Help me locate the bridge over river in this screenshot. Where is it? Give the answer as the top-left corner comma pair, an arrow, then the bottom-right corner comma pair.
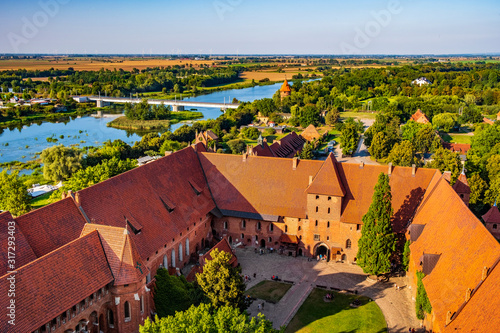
82,95 -> 240,111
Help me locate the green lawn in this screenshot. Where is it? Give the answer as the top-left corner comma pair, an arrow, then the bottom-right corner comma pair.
285,289 -> 387,333
340,111 -> 377,119
30,192 -> 56,210
246,280 -> 292,304
440,132 -> 472,145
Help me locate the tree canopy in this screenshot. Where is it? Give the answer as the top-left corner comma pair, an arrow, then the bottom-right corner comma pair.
41,145 -> 83,182
340,123 -> 359,156
357,173 -> 396,276
0,170 -> 31,216
140,303 -> 282,333
196,249 -> 246,311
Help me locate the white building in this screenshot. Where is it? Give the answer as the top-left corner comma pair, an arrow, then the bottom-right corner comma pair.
411,77 -> 432,86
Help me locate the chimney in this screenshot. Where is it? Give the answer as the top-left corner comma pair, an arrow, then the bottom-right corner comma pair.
388,162 -> 393,176
242,153 -> 247,162
309,175 -> 313,185
165,151 -> 173,156
292,157 -> 298,170
465,288 -> 472,302
446,311 -> 453,325
482,266 -> 489,280
359,161 -> 364,169
412,164 -> 416,176
248,145 -> 253,155
75,192 -> 81,207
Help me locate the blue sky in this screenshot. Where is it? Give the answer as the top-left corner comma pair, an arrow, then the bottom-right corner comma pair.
1,0 -> 499,54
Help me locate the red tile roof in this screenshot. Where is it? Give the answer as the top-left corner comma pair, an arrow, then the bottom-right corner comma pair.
410,109 -> 430,123
280,79 -> 291,92
269,132 -> 305,158
81,224 -> 149,285
200,153 -> 437,230
202,238 -> 237,267
200,153 -> 324,219
0,231 -> 113,333
14,197 -> 87,258
0,212 -> 36,276
443,142 -> 470,154
483,204 -> 500,224
77,146 -> 216,261
452,172 -> 470,194
279,234 -> 299,244
445,256 -> 500,332
306,153 -> 346,197
410,180 -> 500,332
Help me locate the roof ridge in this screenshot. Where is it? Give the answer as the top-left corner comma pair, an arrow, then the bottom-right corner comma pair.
0,230 -> 100,278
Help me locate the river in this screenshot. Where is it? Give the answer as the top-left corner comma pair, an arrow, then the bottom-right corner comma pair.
0,82 -> 285,164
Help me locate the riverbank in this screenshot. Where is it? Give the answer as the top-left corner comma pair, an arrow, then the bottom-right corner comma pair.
107,111 -> 203,130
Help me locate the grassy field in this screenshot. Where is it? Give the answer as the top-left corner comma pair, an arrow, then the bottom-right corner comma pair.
285,289 -> 387,333
0,57 -> 216,71
30,192 -> 56,210
340,111 -> 377,119
246,280 -> 292,303
440,132 -> 473,144
107,111 -> 202,130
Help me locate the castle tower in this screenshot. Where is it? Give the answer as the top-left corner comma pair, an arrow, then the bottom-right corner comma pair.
452,168 -> 470,206
280,78 -> 291,100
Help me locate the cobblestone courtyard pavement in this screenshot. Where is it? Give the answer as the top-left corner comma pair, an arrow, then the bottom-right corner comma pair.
236,248 -> 423,333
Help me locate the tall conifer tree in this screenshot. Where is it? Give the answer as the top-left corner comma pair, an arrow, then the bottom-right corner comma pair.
357,173 -> 396,275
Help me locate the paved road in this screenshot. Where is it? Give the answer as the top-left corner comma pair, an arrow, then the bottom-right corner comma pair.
237,248 -> 423,332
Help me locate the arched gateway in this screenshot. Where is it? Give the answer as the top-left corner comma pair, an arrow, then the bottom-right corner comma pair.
314,243 -> 330,261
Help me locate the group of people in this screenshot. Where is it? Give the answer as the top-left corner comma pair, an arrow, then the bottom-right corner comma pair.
316,254 -> 327,261
325,293 -> 333,300
271,275 -> 279,281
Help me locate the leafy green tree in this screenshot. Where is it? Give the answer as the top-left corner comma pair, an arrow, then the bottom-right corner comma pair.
369,132 -> 391,160
160,140 -> 185,155
485,176 -> 500,206
357,173 -> 396,276
387,140 -> 416,167
469,173 -> 487,205
242,127 -> 261,140
154,268 -> 202,318
401,121 -> 424,142
325,107 -> 340,125
432,113 -> 458,132
486,155 -> 500,181
41,145 -> 83,181
140,303 -> 282,333
227,139 -> 247,155
196,249 -> 246,311
415,124 -> 436,153
402,240 -> 411,272
300,142 -> 314,160
0,170 -> 31,216
425,148 -> 462,184
340,123 -> 359,156
415,271 -> 432,320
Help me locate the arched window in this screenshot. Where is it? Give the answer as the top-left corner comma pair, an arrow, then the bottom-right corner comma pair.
315,220 -> 318,226
146,272 -> 151,284
140,295 -> 144,313
241,233 -> 244,239
242,220 -> 246,228
257,222 -> 261,230
108,309 -> 115,328
163,254 -> 168,268
327,221 -> 330,228
316,206 -> 318,212
269,223 -> 274,231
328,207 -> 331,214
298,226 -> 301,231
346,239 -> 352,249
179,243 -> 183,262
171,249 -> 176,267
268,237 -> 272,242
494,224 -> 498,230
186,238 -> 190,256
223,221 -> 228,229
285,225 -> 288,233
124,301 -> 131,322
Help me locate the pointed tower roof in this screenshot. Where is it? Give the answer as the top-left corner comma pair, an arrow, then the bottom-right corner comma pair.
452,170 -> 470,194
80,224 -> 149,285
306,153 -> 346,197
483,202 -> 500,224
280,78 -> 291,92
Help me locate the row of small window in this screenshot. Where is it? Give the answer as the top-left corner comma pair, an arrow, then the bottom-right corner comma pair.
313,235 -> 352,248
315,206 -> 333,214
315,195 -> 333,201
223,220 -> 274,232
